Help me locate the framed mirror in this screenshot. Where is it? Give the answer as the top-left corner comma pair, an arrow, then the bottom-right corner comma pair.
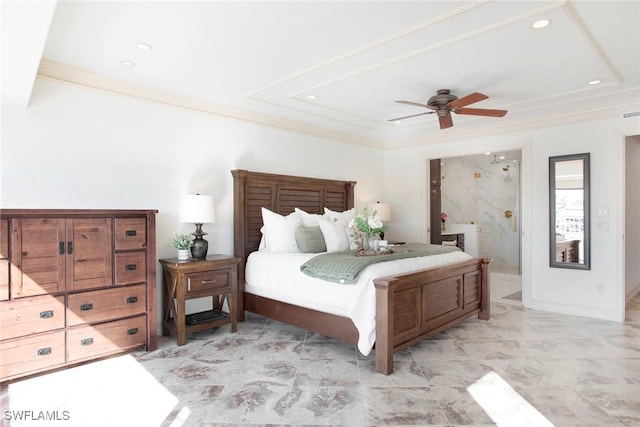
549,153 -> 590,269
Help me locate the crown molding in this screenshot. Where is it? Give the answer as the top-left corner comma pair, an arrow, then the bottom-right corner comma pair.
37,59 -> 388,149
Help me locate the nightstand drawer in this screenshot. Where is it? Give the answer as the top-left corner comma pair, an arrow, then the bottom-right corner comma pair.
186,270 -> 230,294
0,295 -> 65,340
115,251 -> 146,285
67,315 -> 147,362
0,331 -> 66,380
67,284 -> 147,326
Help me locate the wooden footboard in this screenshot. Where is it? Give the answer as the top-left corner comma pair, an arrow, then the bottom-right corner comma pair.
374,257 -> 490,374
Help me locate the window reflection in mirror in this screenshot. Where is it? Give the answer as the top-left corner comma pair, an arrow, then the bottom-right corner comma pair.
549,153 -> 590,269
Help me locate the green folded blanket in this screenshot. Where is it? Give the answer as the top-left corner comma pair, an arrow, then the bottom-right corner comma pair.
300,243 -> 460,284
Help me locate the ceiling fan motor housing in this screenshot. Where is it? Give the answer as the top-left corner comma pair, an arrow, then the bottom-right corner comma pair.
427,89 -> 458,110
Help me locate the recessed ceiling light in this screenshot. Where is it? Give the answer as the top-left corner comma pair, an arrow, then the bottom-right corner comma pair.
588,79 -> 602,85
136,42 -> 152,51
531,19 -> 551,29
393,121 -> 401,124
485,152 -> 491,155
120,60 -> 136,67
306,95 -> 317,100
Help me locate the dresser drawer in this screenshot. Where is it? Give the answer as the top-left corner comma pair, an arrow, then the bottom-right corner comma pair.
114,252 -> 146,285
0,295 -> 65,340
67,315 -> 147,362
186,269 -> 230,295
114,218 -> 146,250
67,284 -> 147,326
0,331 -> 65,380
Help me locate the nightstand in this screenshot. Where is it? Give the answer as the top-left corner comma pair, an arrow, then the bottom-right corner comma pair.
159,255 -> 240,345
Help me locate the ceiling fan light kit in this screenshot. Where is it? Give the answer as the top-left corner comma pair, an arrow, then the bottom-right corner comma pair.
389,89 -> 508,129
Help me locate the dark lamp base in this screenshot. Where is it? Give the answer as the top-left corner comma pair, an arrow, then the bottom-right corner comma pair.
190,223 -> 209,260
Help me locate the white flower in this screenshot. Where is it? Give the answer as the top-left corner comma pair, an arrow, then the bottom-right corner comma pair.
368,216 -> 383,229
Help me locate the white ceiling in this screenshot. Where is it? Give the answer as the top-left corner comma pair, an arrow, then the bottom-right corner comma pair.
18,1 -> 640,148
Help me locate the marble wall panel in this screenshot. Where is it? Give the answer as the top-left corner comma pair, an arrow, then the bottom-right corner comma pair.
441,152 -> 521,271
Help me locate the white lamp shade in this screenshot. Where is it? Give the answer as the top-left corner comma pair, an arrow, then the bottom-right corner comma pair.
179,194 -> 216,223
368,202 -> 391,221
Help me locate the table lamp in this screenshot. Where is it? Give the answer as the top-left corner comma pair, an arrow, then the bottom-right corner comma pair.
179,194 -> 216,260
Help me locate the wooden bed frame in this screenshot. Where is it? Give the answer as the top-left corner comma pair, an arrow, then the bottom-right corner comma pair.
232,169 -> 490,374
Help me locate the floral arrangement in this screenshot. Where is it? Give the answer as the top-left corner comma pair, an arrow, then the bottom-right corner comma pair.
171,234 -> 194,250
440,212 -> 448,224
349,206 -> 388,250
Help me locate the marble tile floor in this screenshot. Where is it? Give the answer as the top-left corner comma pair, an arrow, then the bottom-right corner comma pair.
2,295 -> 640,427
490,272 -> 522,307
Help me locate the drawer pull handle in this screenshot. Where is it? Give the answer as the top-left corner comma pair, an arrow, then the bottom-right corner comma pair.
59,241 -> 65,255
80,303 -> 93,311
125,230 -> 137,237
126,296 -> 138,304
201,279 -> 217,284
37,347 -> 52,356
67,241 -> 73,255
127,328 -> 139,336
81,338 -> 94,346
125,264 -> 137,271
39,310 -> 54,319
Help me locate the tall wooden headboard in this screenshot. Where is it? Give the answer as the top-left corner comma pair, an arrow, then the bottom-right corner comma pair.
231,169 -> 356,289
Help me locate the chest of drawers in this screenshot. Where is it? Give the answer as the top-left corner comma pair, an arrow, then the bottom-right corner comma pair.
0,209 -> 157,382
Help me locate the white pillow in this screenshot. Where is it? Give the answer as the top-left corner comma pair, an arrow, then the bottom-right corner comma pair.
295,207 -> 324,226
260,207 -> 301,253
318,218 -> 350,252
258,227 -> 267,251
324,207 -> 355,222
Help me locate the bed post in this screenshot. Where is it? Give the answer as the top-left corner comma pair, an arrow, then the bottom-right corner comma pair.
479,258 -> 491,320
374,277 -> 395,375
231,169 -> 248,322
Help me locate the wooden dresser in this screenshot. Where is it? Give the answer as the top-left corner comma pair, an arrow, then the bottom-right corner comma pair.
0,209 -> 157,382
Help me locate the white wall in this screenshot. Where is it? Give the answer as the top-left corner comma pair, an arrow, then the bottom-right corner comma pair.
1,78 -> 386,322
385,117 -> 638,322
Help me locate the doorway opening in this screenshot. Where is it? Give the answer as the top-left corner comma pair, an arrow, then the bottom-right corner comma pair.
625,134 -> 640,318
435,150 -> 522,305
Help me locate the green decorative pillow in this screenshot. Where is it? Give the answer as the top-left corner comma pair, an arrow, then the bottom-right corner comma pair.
295,226 -> 327,253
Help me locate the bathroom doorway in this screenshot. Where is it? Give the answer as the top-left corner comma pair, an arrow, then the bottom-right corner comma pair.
439,150 -> 522,304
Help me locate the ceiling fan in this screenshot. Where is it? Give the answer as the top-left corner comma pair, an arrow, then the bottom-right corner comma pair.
388,89 -> 508,129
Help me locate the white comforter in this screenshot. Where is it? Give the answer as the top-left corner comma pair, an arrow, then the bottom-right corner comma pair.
245,249 -> 473,355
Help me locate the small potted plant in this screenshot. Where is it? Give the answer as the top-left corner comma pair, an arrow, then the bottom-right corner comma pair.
171,234 -> 193,260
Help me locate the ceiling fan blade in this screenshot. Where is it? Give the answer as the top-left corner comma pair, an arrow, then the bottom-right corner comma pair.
395,100 -> 428,108
455,107 -> 508,117
387,112 -> 433,122
447,92 -> 488,108
438,114 -> 453,129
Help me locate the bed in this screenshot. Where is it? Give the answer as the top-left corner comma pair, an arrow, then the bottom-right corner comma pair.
232,169 -> 490,374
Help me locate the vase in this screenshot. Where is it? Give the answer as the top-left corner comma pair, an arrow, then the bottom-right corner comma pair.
364,234 -> 374,251
441,221 -> 446,232
177,249 -> 190,261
